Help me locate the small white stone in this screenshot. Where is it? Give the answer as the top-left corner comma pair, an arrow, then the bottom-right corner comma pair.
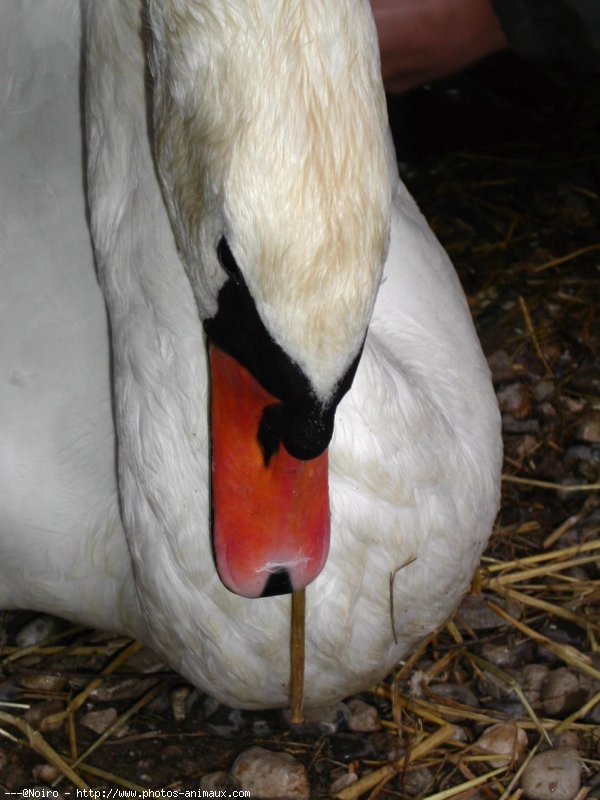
16,615 -> 63,648
533,380 -> 555,402
481,642 -> 514,668
497,382 -> 531,418
451,726 -> 468,743
231,746 -> 309,800
521,747 -> 581,800
476,723 -> 528,768
408,669 -> 429,697
32,763 -> 61,784
346,698 -> 381,732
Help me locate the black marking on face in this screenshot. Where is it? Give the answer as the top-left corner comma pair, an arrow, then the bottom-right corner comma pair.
261,569 -> 294,597
216,236 -> 242,284
204,236 -> 363,460
258,404 -> 282,467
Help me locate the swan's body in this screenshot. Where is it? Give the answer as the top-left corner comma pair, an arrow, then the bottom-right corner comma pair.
0,0 -> 501,707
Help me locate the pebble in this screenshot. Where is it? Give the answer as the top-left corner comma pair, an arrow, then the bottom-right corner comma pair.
520,664 -> 550,706
403,766 -> 436,796
564,444 -> 596,466
15,615 -> 63,648
23,699 -> 64,732
476,722 -> 527,768
536,623 -> 588,665
563,444 -> 600,482
408,669 -> 429,697
497,383 -> 531,419
231,747 -> 309,800
541,668 -> 589,717
576,409 -> 600,443
556,478 -> 589,502
502,415 -> 539,435
521,747 -> 581,800
200,771 -> 242,792
553,731 -> 580,751
538,402 -> 556,418
17,673 -> 68,693
533,380 -> 555,402
481,642 -> 514,668
429,682 -> 479,709
346,698 -> 381,732
477,669 -> 519,703
386,741 -> 405,761
481,639 -> 534,669
146,690 -> 174,717
516,434 -> 538,459
457,594 -> 520,631
32,764 -> 61,784
80,707 -> 118,734
170,685 -> 193,723
562,397 -> 586,415
451,726 -> 468,742
487,350 -> 516,384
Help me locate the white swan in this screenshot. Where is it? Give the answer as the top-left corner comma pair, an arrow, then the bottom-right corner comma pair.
0,0 -> 502,708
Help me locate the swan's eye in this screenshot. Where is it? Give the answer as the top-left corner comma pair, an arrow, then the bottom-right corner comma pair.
217,237 -> 241,284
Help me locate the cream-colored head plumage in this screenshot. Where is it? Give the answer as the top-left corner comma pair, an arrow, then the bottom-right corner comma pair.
149,0 -> 391,399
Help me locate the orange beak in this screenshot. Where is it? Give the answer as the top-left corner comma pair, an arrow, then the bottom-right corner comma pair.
208,343 -> 330,598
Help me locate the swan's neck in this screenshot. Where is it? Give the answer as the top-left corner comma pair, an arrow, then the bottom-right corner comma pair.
84,1 -> 212,637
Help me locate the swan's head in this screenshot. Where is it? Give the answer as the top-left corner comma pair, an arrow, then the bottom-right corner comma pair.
148,0 -> 391,597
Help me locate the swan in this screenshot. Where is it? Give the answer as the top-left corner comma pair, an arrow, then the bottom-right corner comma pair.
0,0 -> 502,709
